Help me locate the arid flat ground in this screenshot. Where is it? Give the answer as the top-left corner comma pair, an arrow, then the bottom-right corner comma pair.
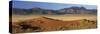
12,14 -> 97,22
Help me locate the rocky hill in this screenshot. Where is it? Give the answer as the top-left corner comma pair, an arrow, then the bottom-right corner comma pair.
12,7 -> 97,15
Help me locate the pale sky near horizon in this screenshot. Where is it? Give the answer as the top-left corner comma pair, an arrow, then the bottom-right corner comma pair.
12,1 -> 97,10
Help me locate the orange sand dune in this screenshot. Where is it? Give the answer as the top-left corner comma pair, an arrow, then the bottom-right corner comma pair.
11,16 -> 97,33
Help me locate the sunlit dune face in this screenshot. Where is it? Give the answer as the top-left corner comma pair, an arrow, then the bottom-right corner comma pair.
11,14 -> 97,33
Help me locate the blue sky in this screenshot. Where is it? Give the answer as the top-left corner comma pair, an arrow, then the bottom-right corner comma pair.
12,1 -> 97,10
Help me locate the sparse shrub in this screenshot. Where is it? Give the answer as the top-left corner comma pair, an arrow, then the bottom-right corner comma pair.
12,21 -> 42,33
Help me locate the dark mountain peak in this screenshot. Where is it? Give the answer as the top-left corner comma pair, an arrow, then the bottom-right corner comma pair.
69,6 -> 86,10
69,7 -> 80,9
31,7 -> 42,10
60,6 -> 86,10
12,6 -> 96,15
80,7 -> 86,10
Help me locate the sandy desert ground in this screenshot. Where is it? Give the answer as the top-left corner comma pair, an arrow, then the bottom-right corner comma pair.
12,14 -> 97,22
11,14 -> 97,33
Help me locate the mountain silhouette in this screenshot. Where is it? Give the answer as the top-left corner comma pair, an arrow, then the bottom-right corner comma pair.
12,6 -> 97,15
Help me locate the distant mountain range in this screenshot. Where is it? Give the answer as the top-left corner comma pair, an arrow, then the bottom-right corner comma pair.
12,7 -> 97,15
